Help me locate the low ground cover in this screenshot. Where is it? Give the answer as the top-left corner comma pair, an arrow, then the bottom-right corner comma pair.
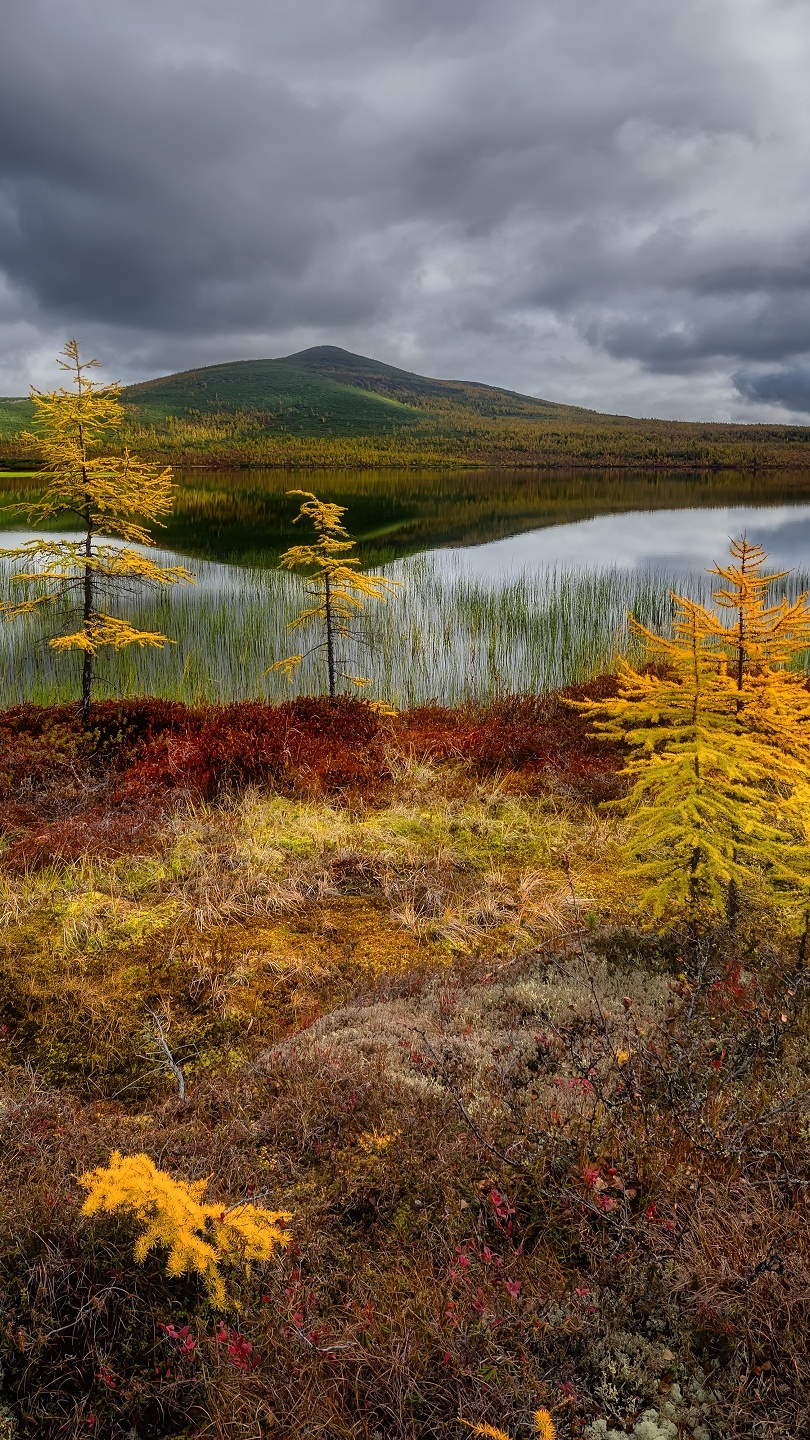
1,692 -> 809,1438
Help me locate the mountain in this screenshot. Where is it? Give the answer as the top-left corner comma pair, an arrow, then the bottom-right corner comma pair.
3,345 -> 810,469
121,345 -> 571,437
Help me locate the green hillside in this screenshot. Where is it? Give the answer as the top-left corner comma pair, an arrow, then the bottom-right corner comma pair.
121,345 -> 577,438
123,349 -> 427,436
3,345 -> 810,469
0,396 -> 34,437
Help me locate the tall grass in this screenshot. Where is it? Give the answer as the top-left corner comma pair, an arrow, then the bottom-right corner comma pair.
2,545 -> 809,708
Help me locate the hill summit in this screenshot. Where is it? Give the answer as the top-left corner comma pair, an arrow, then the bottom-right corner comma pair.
122,345 -> 571,438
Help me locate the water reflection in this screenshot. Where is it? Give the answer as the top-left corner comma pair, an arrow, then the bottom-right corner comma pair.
3,465 -> 810,567
7,500 -> 810,586
423,503 -> 810,582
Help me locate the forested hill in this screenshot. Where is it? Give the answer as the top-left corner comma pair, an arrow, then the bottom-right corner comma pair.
3,344 -> 810,470
121,346 -> 577,431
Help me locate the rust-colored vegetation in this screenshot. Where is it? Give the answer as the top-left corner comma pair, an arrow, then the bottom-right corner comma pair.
0,686 -> 620,865
2,685 -> 810,1439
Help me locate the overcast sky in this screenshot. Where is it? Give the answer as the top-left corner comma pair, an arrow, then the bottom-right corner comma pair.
2,0 -> 810,420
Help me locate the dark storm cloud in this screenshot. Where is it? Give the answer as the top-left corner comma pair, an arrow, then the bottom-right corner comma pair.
1,0 -> 810,417
733,365 -> 810,414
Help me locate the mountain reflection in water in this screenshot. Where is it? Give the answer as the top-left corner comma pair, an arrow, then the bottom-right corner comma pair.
420,503 -> 810,583
3,465 -> 810,568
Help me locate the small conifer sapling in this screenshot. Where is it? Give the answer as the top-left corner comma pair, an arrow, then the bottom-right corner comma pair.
79,1151 -> 291,1309
269,489 -> 400,700
0,341 -> 193,723
458,1408 -> 556,1440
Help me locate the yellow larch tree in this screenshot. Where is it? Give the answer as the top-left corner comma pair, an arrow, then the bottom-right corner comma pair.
0,341 -> 193,723
708,535 -> 810,683
79,1151 -> 291,1309
704,535 -> 810,779
577,539 -> 810,922
269,489 -> 399,700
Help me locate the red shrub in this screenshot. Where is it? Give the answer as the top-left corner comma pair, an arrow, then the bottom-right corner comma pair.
116,696 -> 386,801
3,807 -> 161,871
0,687 -> 625,864
395,680 -> 623,798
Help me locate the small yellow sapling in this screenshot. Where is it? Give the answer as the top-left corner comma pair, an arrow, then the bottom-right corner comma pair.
269,489 -> 399,700
576,536 -> 810,921
79,1150 -> 291,1308
0,341 -> 193,722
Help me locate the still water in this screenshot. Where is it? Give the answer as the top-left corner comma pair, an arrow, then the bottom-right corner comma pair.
425,503 -> 810,582
4,465 -> 810,568
2,468 -> 810,704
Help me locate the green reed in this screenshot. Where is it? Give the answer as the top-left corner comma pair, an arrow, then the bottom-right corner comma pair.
2,547 -> 808,708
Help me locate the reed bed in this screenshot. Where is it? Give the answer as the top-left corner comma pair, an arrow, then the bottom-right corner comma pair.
2,544 -> 808,707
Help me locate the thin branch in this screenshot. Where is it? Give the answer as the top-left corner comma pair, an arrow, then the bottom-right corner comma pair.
415,1030 -> 529,1174
148,1011 -> 185,1100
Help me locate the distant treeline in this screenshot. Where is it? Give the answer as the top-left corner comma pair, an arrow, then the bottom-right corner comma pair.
4,404 -> 810,470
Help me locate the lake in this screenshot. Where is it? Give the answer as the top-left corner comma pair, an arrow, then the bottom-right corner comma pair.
2,466 -> 810,706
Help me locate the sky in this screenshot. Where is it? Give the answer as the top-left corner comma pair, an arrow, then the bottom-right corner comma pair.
2,0 -> 810,420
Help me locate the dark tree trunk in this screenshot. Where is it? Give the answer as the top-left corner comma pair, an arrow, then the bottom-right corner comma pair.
726,875 -> 739,929
799,911 -> 809,968
324,571 -> 336,700
81,498 -> 93,727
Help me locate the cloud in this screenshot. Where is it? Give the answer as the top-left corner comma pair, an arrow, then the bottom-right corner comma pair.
1,0 -> 810,419
733,365 -> 810,414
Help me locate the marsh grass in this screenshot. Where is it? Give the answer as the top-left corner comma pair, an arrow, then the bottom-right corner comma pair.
0,546 -> 757,707
0,757 -> 604,1095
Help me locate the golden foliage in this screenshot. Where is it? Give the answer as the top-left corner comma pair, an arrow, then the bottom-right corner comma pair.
79,1150 -> 291,1308
16,341 -> 179,545
457,1409 -> 555,1440
708,536 -> 810,674
356,1127 -> 400,1154
269,489 -> 400,698
0,341 -> 193,711
577,536 -> 810,919
49,616 -> 175,655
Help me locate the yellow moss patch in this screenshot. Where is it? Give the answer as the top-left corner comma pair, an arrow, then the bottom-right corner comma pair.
0,756 -> 631,1089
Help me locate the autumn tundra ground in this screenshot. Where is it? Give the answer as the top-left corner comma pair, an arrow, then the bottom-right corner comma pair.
0,691 -> 808,1440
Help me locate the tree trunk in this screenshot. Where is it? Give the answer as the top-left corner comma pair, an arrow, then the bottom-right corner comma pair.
81,498 -> 93,727
324,571 -> 336,700
726,874 -> 739,929
76,398 -> 95,727
799,911 -> 809,968
737,608 -> 745,692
